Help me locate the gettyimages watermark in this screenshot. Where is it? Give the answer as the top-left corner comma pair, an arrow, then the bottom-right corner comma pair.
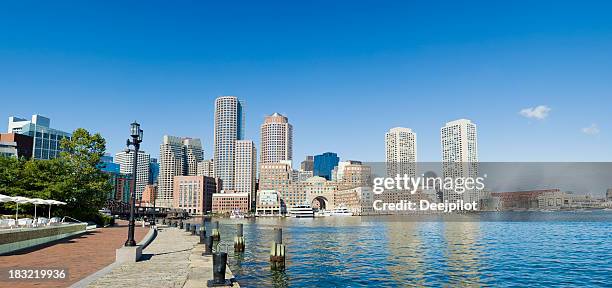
354,162 -> 612,219
372,174 -> 485,212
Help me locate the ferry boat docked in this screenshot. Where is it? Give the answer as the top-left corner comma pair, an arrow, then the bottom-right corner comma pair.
330,204 -> 353,216
287,205 -> 315,218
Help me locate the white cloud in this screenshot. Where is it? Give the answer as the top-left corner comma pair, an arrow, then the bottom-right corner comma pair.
581,123 -> 600,135
519,105 -> 551,120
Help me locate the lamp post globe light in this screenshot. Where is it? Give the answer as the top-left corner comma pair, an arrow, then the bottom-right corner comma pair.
125,121 -> 143,247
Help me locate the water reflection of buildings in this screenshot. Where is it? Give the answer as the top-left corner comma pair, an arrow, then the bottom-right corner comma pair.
444,222 -> 482,287
384,221 -> 426,285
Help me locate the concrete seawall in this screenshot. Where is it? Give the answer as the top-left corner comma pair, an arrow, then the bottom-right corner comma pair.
0,223 -> 87,255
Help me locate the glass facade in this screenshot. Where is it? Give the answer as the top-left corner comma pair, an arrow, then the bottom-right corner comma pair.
11,120 -> 70,160
313,152 -> 340,180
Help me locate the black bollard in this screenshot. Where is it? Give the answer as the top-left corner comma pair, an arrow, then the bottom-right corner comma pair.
207,252 -> 230,287
234,223 -> 245,252
202,235 -> 213,256
191,224 -> 197,235
179,220 -> 184,229
185,222 -> 191,232
211,221 -> 220,241
199,225 -> 206,244
270,228 -> 286,270
162,218 -> 166,225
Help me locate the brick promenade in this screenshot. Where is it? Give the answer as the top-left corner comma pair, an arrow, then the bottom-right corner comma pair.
0,220 -> 147,288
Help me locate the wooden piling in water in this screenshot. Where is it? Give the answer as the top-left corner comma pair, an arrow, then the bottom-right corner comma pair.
269,228 -> 286,269
234,223 -> 245,252
212,221 -> 220,241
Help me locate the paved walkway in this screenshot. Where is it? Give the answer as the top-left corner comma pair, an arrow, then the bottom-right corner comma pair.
85,226 -> 239,288
0,220 -> 148,288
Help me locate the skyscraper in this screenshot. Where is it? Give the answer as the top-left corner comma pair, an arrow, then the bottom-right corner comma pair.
313,152 -> 339,180
300,155 -> 314,172
115,150 -> 151,199
441,119 -> 479,202
260,112 -> 292,164
158,135 -> 204,207
8,114 -> 71,160
235,140 -> 257,210
183,138 -> 203,176
158,135 -> 185,207
214,96 -> 244,190
385,127 -> 417,178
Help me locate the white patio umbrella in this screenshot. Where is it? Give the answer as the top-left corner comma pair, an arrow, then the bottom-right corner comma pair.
47,200 -> 67,218
11,196 -> 33,221
30,198 -> 50,219
0,194 -> 14,203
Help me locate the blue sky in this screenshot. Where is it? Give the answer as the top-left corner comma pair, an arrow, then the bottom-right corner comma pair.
1,1 -> 611,162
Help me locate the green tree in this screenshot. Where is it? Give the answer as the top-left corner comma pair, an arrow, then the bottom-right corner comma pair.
57,128 -> 111,220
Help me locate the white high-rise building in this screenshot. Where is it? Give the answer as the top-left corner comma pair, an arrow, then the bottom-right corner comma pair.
183,138 -> 203,176
197,159 -> 215,177
260,113 -> 292,164
214,96 -> 244,191
157,135 -> 204,207
235,140 -> 257,210
385,127 -> 417,178
441,119 -> 479,203
158,135 -> 185,207
115,150 -> 151,199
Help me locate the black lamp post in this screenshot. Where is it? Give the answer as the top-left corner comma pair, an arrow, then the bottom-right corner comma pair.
125,121 -> 143,247
150,185 -> 157,226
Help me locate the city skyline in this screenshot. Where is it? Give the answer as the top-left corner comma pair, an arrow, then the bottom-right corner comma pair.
1,2 -> 611,162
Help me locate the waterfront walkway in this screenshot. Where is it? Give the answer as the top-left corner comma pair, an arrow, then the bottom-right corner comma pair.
83,225 -> 239,288
0,220 -> 148,288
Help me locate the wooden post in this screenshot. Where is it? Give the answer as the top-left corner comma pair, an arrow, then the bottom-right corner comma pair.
199,225 -> 206,244
234,223 -> 245,252
212,221 -> 220,241
269,228 -> 285,269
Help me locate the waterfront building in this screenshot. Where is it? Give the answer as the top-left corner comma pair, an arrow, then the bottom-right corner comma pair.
441,119 -> 479,203
115,150 -> 151,199
0,133 -> 33,159
212,191 -> 250,214
490,189 -> 558,210
385,127 -> 417,178
109,173 -> 131,204
296,170 -> 313,182
197,159 -> 214,177
235,140 -> 257,210
334,187 -> 374,215
259,161 -> 293,197
7,115 -> 71,159
256,190 -> 284,216
313,152 -> 339,180
214,96 -> 245,191
607,188 -> 612,201
300,155 -> 314,172
172,175 -> 216,215
292,176 -> 339,210
260,113 -> 292,164
333,161 -> 372,190
141,184 -> 158,206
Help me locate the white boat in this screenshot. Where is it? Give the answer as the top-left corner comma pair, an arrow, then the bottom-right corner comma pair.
315,210 -> 331,217
230,209 -> 245,219
287,205 -> 315,218
330,205 -> 353,216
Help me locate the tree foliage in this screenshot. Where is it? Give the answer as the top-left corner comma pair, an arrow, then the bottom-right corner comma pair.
0,128 -> 111,221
